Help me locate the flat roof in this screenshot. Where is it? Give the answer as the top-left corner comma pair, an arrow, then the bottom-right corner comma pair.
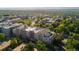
0,22 -> 22,29
25,27 -> 48,33
5,23 -> 22,28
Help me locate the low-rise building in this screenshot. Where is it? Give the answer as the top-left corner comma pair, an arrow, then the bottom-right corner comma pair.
7,18 -> 21,23
41,18 -> 53,25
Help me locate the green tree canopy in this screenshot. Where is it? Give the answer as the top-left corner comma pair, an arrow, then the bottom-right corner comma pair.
0,33 -> 5,42
36,40 -> 48,51
64,39 -> 79,51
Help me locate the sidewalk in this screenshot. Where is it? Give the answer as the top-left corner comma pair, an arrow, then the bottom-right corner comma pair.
13,43 -> 26,51
0,40 -> 11,51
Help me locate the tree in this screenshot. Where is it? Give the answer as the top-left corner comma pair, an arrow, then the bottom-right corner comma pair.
23,42 -> 34,51
67,24 -> 75,32
0,33 -> 5,42
52,21 -> 60,28
24,20 -> 32,26
54,23 -> 65,33
10,36 -> 21,49
45,24 -> 54,31
64,39 -> 79,51
36,40 -> 48,51
33,23 -> 40,27
70,33 -> 79,40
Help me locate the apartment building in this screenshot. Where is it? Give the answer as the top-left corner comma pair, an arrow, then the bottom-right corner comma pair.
20,27 -> 54,44
0,22 -> 24,39
7,18 -> 21,23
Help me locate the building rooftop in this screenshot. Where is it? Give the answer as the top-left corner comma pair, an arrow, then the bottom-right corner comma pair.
7,18 -> 21,22
3,23 -> 23,29
25,27 -> 48,33
0,22 -> 23,29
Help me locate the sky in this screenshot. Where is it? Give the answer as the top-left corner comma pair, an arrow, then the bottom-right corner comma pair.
0,0 -> 79,7
0,7 -> 79,10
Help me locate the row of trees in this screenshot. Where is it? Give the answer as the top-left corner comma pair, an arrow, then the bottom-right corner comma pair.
23,40 -> 48,51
